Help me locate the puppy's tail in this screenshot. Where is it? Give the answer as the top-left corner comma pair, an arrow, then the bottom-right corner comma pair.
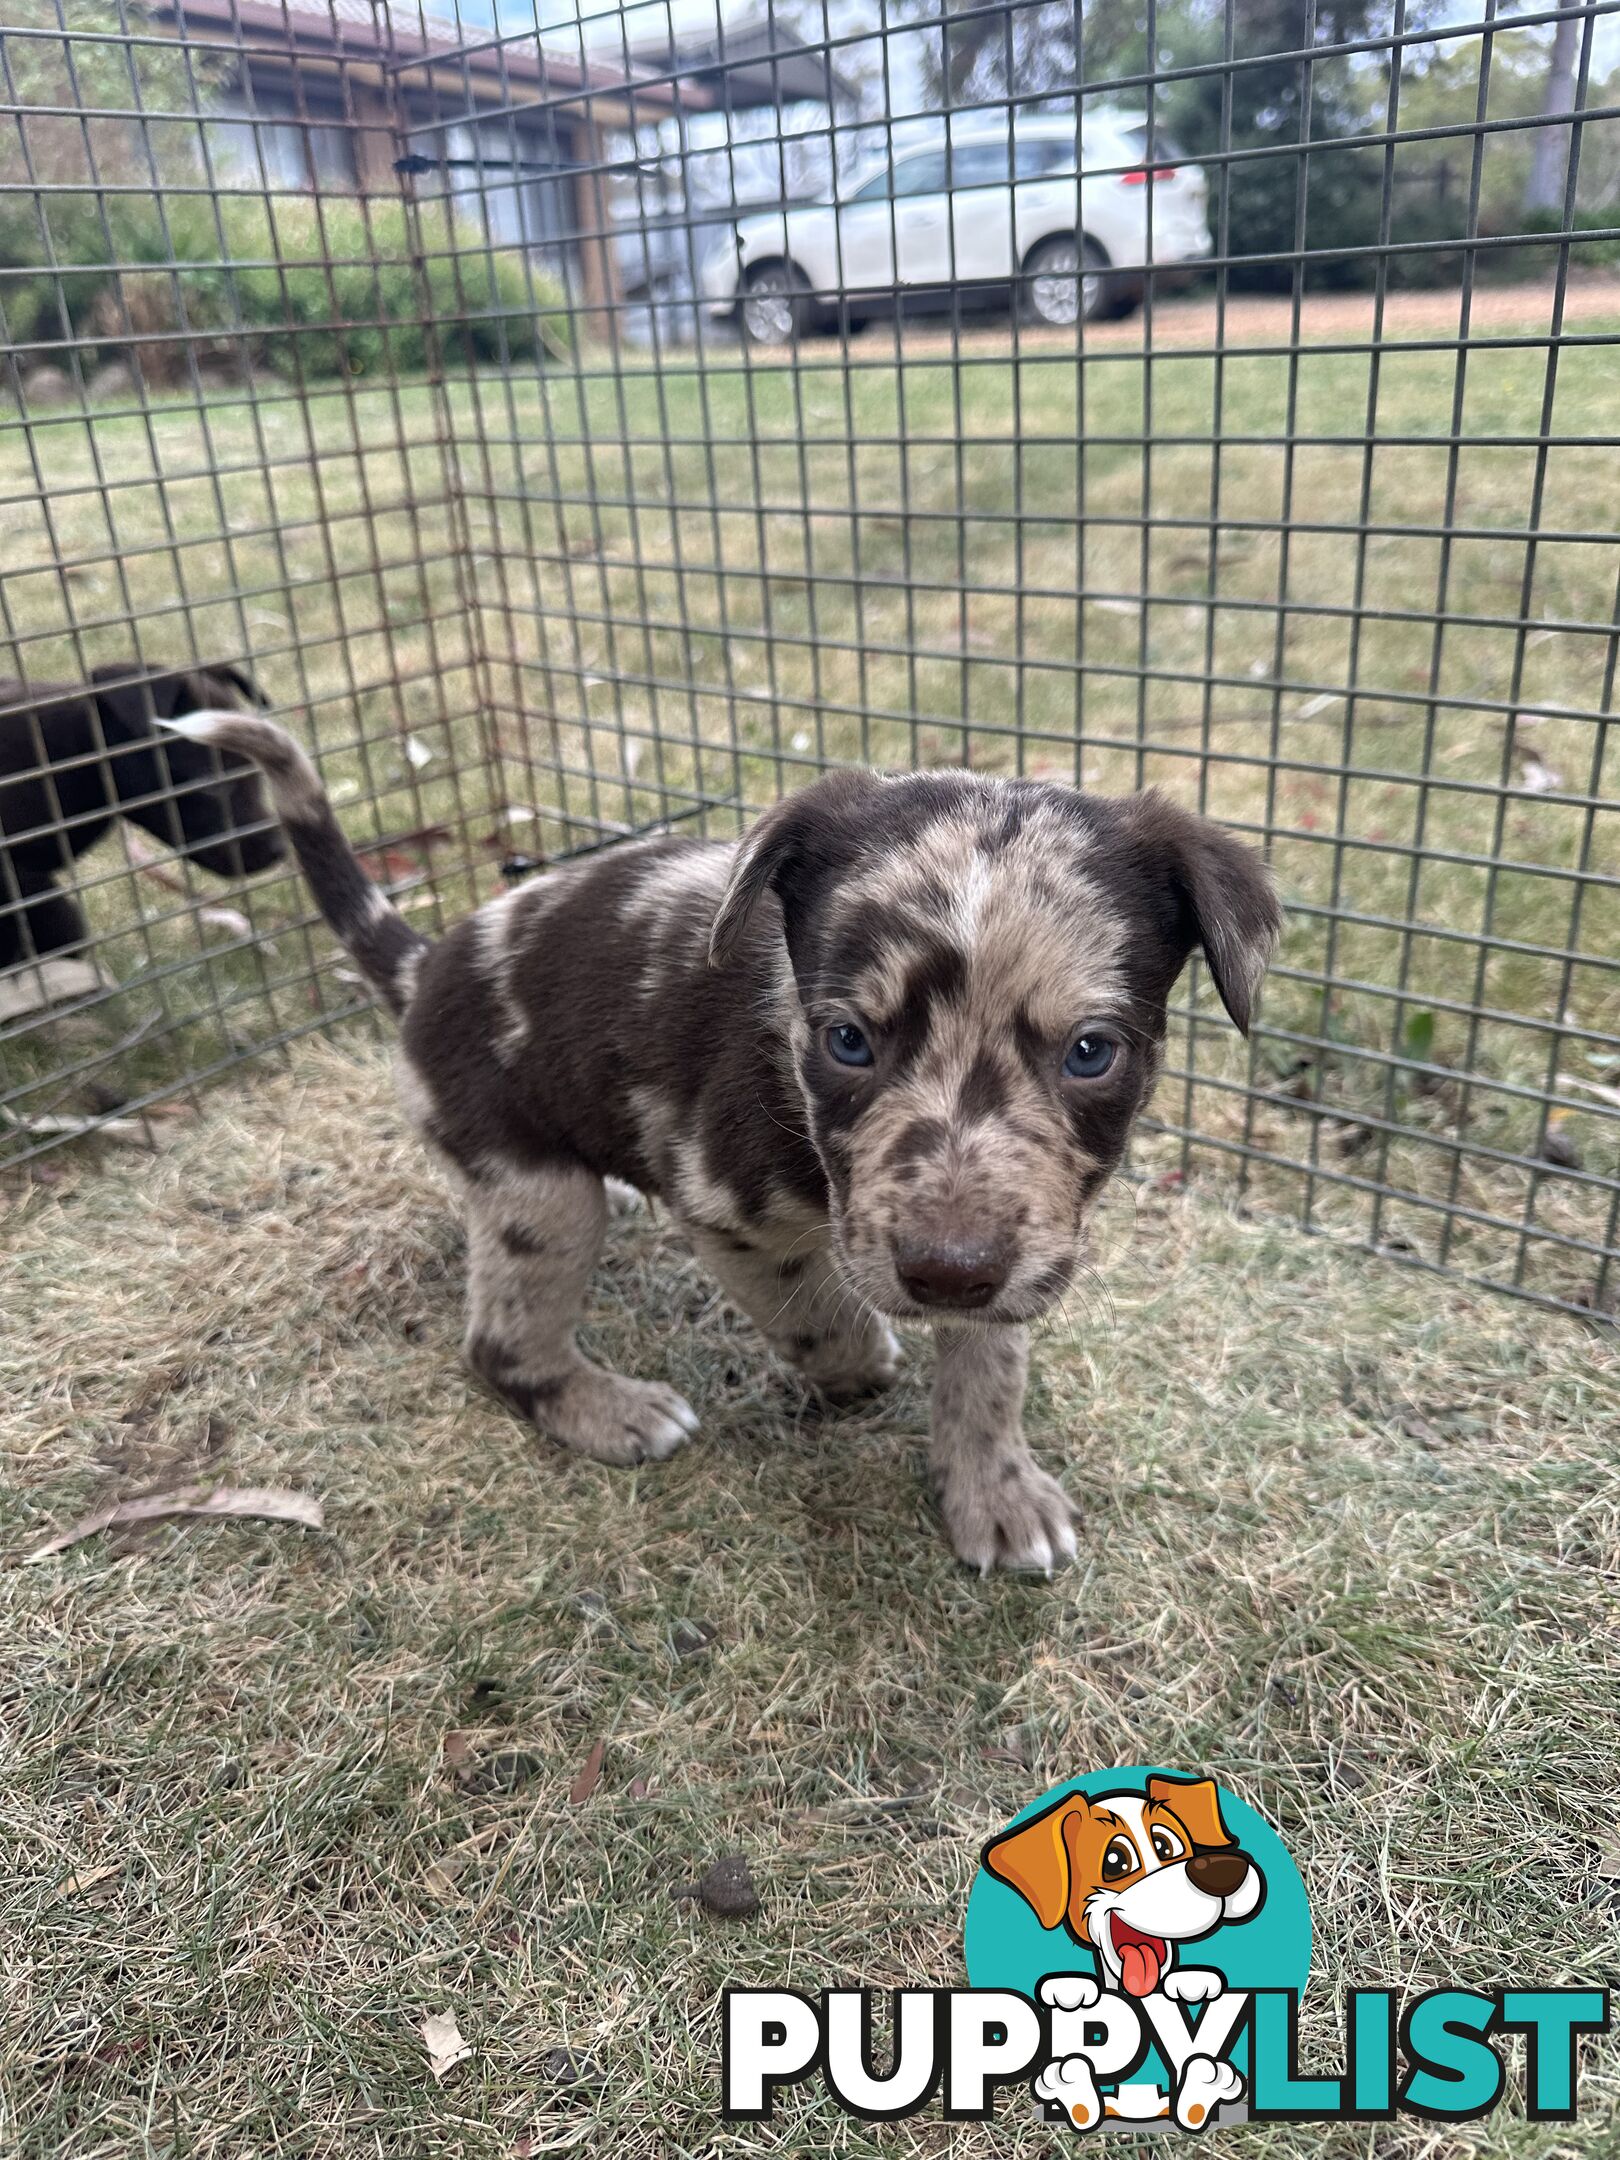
158,710 -> 429,1018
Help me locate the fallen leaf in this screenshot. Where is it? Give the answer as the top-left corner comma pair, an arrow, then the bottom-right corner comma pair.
54,1863 -> 119,1901
1296,692 -> 1343,719
422,1823 -> 507,1900
442,1729 -> 473,1770
404,734 -> 436,769
5,1111 -> 141,1142
568,1738 -> 606,1806
0,954 -> 115,1021
1517,754 -> 1564,794
24,1482 -> 322,1563
1561,1074 -> 1620,1111
122,830 -> 188,891
329,776 -> 362,803
420,2009 -> 472,2082
200,905 -> 252,938
622,734 -> 642,782
371,848 -> 425,883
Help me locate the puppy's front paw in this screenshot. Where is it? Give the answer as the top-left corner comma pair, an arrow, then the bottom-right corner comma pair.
548,1371 -> 699,1466
1034,2053 -> 1103,2132
779,1320 -> 902,1404
941,1454 -> 1078,1576
476,1350 -> 699,1467
1162,1968 -> 1224,2006
1173,2055 -> 1243,2132
1039,1974 -> 1101,2013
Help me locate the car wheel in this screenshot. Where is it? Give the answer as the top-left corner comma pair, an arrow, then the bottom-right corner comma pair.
1021,235 -> 1112,328
740,261 -> 813,349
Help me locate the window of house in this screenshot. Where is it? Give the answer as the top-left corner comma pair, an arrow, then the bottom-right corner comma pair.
206,82 -> 357,193
435,120 -> 576,256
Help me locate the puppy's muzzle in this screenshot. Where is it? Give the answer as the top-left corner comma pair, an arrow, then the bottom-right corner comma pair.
891,1236 -> 1010,1312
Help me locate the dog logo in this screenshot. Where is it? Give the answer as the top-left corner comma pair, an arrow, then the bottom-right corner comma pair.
966,1766 -> 1310,2134
724,1765 -> 1607,2129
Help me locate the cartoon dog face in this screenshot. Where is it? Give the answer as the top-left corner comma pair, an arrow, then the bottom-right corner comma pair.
983,1776 -> 1265,1997
710,771 -> 1279,1326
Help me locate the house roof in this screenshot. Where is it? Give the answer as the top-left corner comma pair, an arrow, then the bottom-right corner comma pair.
626,16 -> 860,112
155,1 -> 703,111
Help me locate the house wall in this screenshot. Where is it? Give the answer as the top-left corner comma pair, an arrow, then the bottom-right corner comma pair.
202,56 -> 621,320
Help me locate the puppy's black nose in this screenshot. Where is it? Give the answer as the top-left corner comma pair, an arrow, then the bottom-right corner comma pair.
1187,1849 -> 1250,1898
894,1240 -> 1008,1310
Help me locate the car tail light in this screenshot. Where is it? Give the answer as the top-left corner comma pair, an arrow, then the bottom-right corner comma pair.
1120,165 -> 1177,185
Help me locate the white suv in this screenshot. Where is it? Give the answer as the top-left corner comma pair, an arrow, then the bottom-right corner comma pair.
703,114 -> 1210,346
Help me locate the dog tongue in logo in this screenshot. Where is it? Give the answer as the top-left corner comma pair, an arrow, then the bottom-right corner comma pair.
1110,1916 -> 1167,1997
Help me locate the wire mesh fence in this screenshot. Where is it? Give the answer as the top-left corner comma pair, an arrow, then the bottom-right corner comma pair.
1,0 -> 1616,1321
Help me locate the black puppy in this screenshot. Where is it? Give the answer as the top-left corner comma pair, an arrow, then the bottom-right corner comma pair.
0,662 -> 284,973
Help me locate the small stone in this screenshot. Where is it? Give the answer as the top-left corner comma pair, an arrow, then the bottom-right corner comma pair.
461,1747 -> 545,1794
670,1618 -> 717,1660
539,2046 -> 602,2088
88,359 -> 138,401
1540,1127 -> 1581,1170
22,365 -> 74,409
674,1852 -> 759,1919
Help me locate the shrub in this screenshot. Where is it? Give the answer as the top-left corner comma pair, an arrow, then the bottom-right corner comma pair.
0,187 -> 570,385
1491,205 -> 1620,277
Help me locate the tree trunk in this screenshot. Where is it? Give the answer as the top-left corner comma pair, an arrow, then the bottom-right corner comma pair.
1524,7 -> 1581,216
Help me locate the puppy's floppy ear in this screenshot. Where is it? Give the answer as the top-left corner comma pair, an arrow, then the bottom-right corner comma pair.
709,766 -> 885,968
1127,790 -> 1283,1036
1147,1774 -> 1232,1852
189,662 -> 268,712
982,1793 -> 1092,1932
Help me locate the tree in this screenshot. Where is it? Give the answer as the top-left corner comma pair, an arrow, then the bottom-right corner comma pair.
1522,3 -> 1581,215
907,0 -> 1163,113
0,0 -> 211,191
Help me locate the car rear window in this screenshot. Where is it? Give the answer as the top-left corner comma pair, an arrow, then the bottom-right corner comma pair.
1114,122 -> 1189,165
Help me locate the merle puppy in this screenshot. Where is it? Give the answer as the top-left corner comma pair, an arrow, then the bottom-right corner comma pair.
165,708 -> 1280,1572
0,662 -> 283,972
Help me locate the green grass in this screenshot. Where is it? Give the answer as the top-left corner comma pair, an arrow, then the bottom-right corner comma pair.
2,1038 -> 1617,2156
2,293 -> 1617,1305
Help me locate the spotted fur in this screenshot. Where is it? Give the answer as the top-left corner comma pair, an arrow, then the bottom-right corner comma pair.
194,733 -> 1282,1570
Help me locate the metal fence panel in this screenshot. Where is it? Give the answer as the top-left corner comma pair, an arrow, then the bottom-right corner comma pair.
1,0 -> 1615,1321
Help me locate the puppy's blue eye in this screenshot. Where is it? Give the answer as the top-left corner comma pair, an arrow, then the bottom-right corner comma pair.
1064,1034 -> 1117,1080
825,1022 -> 873,1068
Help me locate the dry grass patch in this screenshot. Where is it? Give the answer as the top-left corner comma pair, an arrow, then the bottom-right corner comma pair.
3,1038 -> 1617,2156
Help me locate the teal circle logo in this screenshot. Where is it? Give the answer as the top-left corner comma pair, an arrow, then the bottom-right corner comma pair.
965,1767 -> 1310,2131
